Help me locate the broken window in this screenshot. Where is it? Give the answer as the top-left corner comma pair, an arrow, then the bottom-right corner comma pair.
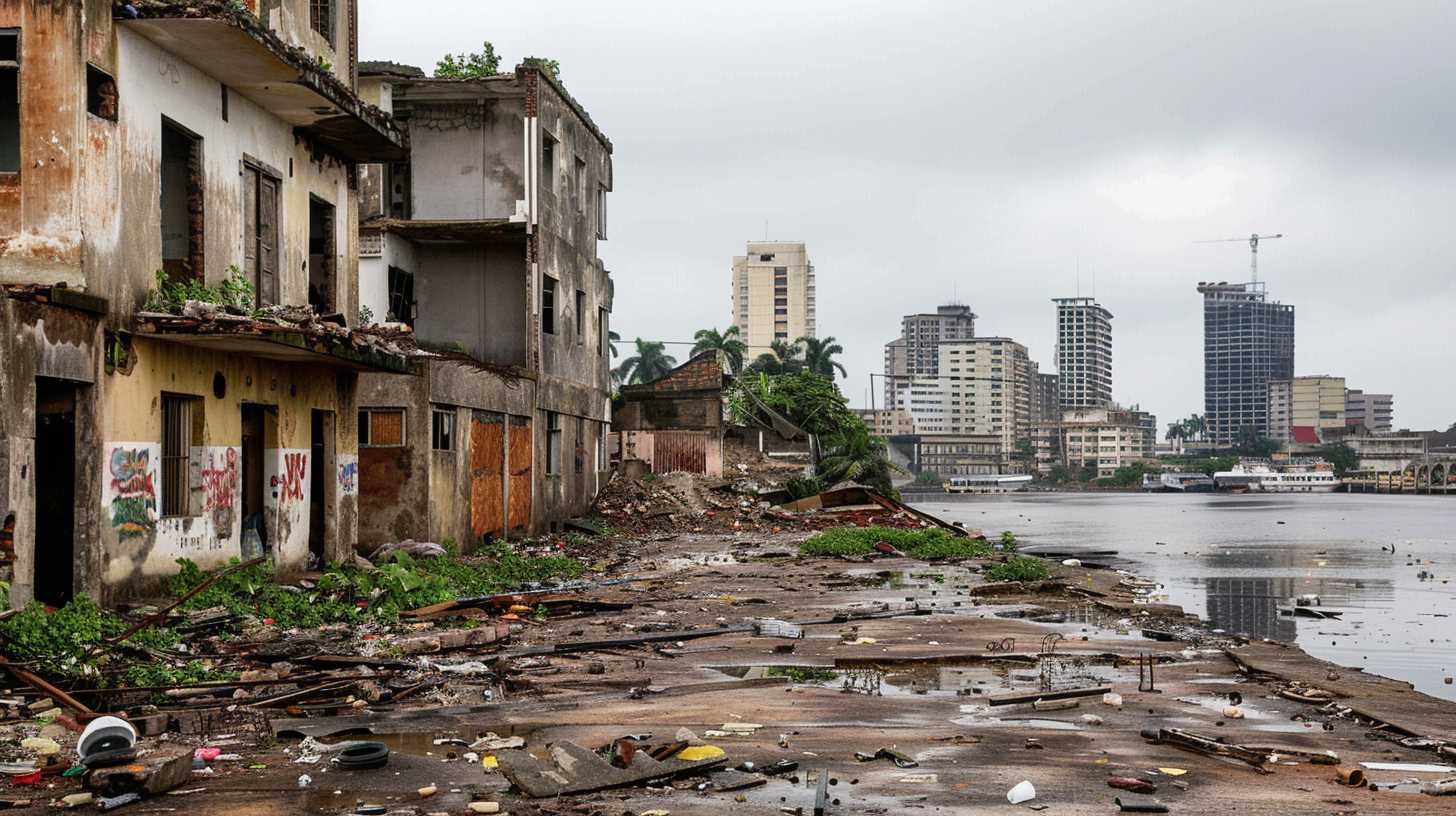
243,163 -> 280,306
86,64 -> 117,122
161,395 -> 200,517
0,30 -> 16,174
596,185 -> 607,239
387,160 -> 411,218
387,266 -> 415,325
574,289 -> 585,344
546,412 -> 562,475
541,134 -> 556,192
542,275 -> 556,335
597,307 -> 608,356
310,0 -> 334,45
308,197 -> 336,313
160,119 -> 204,284
574,416 -> 585,474
431,407 -> 455,452
573,156 -> 586,213
359,409 -> 404,447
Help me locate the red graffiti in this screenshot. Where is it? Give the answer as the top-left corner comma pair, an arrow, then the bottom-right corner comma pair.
200,448 -> 238,513
280,452 -> 307,503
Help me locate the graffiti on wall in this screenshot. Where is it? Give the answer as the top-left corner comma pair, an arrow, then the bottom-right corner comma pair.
337,457 -> 359,497
108,446 -> 157,539
199,447 -> 239,536
273,451 -> 307,503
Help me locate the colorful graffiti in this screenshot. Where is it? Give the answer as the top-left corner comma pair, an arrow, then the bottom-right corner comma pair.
109,447 -> 156,539
278,451 -> 307,503
337,460 -> 358,496
199,447 -> 238,535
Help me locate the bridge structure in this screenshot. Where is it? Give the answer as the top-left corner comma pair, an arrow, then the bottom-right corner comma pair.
1344,454 -> 1456,494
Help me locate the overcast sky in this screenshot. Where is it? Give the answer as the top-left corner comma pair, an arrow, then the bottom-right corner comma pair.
361,0 -> 1456,431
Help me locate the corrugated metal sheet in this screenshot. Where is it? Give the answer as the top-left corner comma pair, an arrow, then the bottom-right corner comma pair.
651,431 -> 707,475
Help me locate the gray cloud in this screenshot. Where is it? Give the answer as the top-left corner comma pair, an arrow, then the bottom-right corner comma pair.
362,0 -> 1456,430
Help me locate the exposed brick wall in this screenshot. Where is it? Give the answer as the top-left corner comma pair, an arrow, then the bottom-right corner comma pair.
648,354 -> 722,394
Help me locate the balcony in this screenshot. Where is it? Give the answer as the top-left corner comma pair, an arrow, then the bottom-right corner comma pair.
119,4 -> 407,162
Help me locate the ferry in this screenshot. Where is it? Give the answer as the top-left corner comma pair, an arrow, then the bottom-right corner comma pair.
1212,463 -> 1340,493
944,474 -> 1034,494
1141,472 -> 1216,492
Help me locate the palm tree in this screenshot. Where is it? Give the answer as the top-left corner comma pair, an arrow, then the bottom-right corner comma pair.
748,340 -> 803,375
1165,422 -> 1186,442
816,422 -> 896,495
798,336 -> 847,380
691,326 -> 748,374
1186,414 -> 1207,442
614,338 -> 677,385
607,330 -> 621,359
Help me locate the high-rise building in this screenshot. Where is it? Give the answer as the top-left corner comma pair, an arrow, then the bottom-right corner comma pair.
1035,372 -> 1060,425
1053,298 -> 1113,410
1198,281 -> 1295,446
881,304 -> 976,407
1345,389 -> 1394,434
731,241 -> 815,351
1267,375 -> 1345,444
1059,406 -> 1157,479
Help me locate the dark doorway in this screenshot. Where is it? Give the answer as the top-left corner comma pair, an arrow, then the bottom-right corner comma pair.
308,197 -> 336,313
160,119 -> 203,284
308,410 -> 333,567
240,404 -> 267,557
34,378 -> 76,606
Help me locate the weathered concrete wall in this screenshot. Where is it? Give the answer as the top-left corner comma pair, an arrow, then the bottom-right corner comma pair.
259,0 -> 357,89
530,73 -> 614,526
407,97 -> 525,220
0,299 -> 104,607
359,233 -> 416,323
97,337 -> 359,600
412,242 -> 528,366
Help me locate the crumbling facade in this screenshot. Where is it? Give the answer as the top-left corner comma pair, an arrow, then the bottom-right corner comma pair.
0,1 -> 407,605
354,62 -> 614,546
613,353 -> 725,477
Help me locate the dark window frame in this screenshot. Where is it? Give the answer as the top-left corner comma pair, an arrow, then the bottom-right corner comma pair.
387,265 -> 416,325
431,407 -> 455,452
546,411 -> 562,475
160,394 -> 201,518
542,275 -> 557,335
358,408 -> 406,448
574,289 -> 585,344
0,29 -> 18,175
309,0 -> 335,46
86,63 -> 117,122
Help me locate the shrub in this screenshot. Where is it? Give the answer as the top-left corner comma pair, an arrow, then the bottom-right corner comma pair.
800,527 -> 993,560
983,556 -> 1051,583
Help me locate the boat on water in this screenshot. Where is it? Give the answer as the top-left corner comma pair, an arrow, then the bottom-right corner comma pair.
944,474 -> 1034,494
1142,472 -> 1215,493
1212,463 -> 1341,493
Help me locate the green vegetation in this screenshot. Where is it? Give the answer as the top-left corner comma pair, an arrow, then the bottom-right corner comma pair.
746,340 -> 805,376
797,336 -> 847,381
1316,442 -> 1359,477
692,326 -> 748,375
1161,455 -> 1238,476
1234,426 -> 1281,458
0,596 -> 124,677
765,666 -> 837,683
999,530 -> 1018,551
912,470 -> 942,486
727,371 -> 857,439
121,660 -> 236,691
1096,462 -> 1148,488
785,475 -> 827,500
815,422 -> 898,497
170,544 -> 583,627
800,527 -> 993,560
143,266 -> 255,314
614,339 -> 678,385
435,41 -> 500,78
983,556 -> 1052,583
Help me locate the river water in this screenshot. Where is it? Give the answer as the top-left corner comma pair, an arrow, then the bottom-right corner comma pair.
910,492 -> 1456,702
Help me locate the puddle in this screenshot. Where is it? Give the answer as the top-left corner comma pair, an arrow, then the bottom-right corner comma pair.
951,712 -> 1084,730
1173,695 -> 1270,720
882,665 -> 1010,696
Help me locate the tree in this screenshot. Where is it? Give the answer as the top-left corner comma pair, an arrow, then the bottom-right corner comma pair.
1014,439 -> 1036,462
1186,414 -> 1207,442
913,470 -> 942,486
607,330 -> 621,359
1316,442 -> 1359,477
815,419 -> 897,496
523,56 -> 561,80
725,371 -> 858,440
435,41 -> 501,78
1165,422 -> 1186,442
1048,464 -> 1072,484
691,326 -> 748,375
797,336 -> 847,380
614,339 -> 677,385
1078,462 -> 1099,482
747,340 -> 803,376
1233,425 -> 1280,458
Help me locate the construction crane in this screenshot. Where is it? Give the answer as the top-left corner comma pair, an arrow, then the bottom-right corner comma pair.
1197,233 -> 1283,283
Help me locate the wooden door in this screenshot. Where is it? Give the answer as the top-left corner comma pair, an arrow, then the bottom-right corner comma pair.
507,416 -> 532,532
469,412 -> 504,539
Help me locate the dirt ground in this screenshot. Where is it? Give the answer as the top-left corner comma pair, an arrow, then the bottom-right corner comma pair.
9,528 -> 1456,814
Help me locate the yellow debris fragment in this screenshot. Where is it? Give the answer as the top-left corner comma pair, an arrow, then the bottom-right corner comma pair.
676,745 -> 726,761
1158,767 -> 1187,776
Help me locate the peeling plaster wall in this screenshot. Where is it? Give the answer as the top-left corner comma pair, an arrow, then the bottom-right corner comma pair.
114,28 -> 358,320
406,97 -> 524,221
358,235 -> 415,327
98,337 -> 358,600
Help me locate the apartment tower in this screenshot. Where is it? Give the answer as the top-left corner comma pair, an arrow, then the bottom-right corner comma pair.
1053,298 -> 1113,410
1198,281 -> 1295,446
732,241 -> 815,351
881,304 -> 976,408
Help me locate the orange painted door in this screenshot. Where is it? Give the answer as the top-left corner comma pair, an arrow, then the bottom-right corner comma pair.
507,416 -> 533,532
469,412 -> 504,539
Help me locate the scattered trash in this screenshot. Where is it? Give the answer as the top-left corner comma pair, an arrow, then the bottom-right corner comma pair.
496,740 -> 728,797
678,746 -> 727,761
336,742 -> 390,771
1335,768 -> 1365,787
418,784 -> 438,798
1007,780 -> 1036,804
1422,778 -> 1456,796
1102,692 -> 1124,708
1116,794 -> 1169,813
1108,776 -> 1157,794
1358,762 -> 1454,773
854,747 -> 918,768
297,774 -> 312,788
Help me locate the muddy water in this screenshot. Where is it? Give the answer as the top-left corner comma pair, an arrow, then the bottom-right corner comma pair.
913,492 -> 1456,702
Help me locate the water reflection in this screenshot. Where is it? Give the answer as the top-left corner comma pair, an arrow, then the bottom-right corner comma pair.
1204,576 -> 1296,641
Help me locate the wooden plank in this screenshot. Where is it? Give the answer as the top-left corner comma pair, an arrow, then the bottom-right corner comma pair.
470,413 -> 505,538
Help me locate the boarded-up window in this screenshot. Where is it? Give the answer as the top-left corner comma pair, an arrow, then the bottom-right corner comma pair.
359,408 -> 404,447
0,31 -> 17,174
161,395 -> 199,516
243,164 -> 280,306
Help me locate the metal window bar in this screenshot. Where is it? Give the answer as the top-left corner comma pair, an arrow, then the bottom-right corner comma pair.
162,397 -> 193,516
